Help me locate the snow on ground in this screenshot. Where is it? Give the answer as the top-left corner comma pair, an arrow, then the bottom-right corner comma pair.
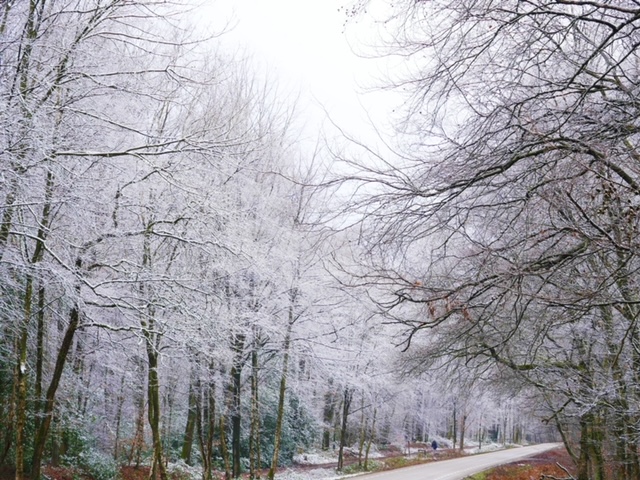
465,442 -> 523,454
466,443 -> 504,454
292,450 -> 337,465
275,469 -> 376,480
168,443 -> 513,480
293,447 -> 383,466
271,469 -> 344,480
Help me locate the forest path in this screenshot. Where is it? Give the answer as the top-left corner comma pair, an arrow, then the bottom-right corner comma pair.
347,443 -> 561,480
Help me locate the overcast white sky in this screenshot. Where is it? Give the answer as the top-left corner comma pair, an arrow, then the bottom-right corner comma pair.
207,0 -> 398,148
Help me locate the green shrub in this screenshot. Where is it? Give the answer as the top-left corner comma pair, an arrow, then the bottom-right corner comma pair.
167,460 -> 201,480
364,460 -> 383,471
384,457 -> 412,469
74,449 -> 119,480
340,463 -> 364,475
259,393 -> 318,467
464,473 -> 487,480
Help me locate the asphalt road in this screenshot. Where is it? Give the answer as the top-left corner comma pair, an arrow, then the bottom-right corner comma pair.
350,443 -> 562,480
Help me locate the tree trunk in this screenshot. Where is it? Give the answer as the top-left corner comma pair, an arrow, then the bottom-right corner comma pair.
364,407 -> 376,471
15,275 -> 33,480
9,4 -> 51,474
138,223 -> 167,480
219,415 -> 231,480
249,344 -> 261,479
459,414 -> 466,453
230,333 -> 245,479
322,379 -> 336,450
577,413 -> 605,480
50,416 -> 61,467
268,316 -> 294,480
0,364 -> 14,466
196,372 -> 216,480
577,416 -> 590,480
163,379 -> 175,469
30,304 -> 80,480
181,369 -> 198,465
623,422 -> 640,480
452,401 -> 457,450
34,283 -> 46,433
0,181 -> 16,262
337,388 -> 353,472
113,375 -> 126,460
357,398 -> 366,467
146,342 -> 168,480
19,168 -> 56,480
129,374 -> 146,468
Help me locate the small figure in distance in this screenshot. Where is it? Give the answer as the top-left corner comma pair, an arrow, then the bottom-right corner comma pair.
431,439 -> 438,458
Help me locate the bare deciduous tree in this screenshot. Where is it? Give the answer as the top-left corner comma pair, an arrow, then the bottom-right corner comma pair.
341,2 -> 640,478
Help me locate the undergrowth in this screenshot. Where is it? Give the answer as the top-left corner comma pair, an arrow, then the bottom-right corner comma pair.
464,448 -> 575,480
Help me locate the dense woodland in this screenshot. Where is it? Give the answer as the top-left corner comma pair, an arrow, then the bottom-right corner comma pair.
2,1 -> 639,480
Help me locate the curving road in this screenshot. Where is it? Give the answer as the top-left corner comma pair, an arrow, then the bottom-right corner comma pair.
350,443 -> 562,480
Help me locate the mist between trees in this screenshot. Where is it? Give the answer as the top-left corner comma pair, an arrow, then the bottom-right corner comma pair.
1,1 -> 629,480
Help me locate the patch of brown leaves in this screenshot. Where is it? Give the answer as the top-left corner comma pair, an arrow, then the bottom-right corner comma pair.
483,447 -> 576,480
42,465 -> 91,480
120,466 -> 151,480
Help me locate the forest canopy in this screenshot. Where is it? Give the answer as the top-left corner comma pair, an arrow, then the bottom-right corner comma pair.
2,1 -> 631,480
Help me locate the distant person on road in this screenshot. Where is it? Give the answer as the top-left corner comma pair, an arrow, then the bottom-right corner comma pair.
431,440 -> 438,451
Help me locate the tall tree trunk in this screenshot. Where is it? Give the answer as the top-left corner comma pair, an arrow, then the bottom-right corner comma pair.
129,372 -> 146,468
452,401 -> 457,450
50,415 -> 61,467
364,408 -> 376,471
15,275 -> 33,480
322,379 -> 336,450
623,422 -> 640,480
230,333 -> 245,479
577,412 -> 605,480
113,375 -> 126,461
219,415 -> 231,480
31,302 -> 80,480
8,4 -> 48,472
181,368 -> 198,465
268,314 -> 294,480
16,182 -> 53,479
249,342 -> 261,479
34,283 -> 46,433
357,398 -> 366,467
26,168 -> 59,480
337,387 -> 353,471
0,181 -> 16,262
590,415 -> 605,480
163,379 -> 176,469
139,223 -> 168,480
0,359 -> 15,466
459,414 -> 467,453
577,416 -> 591,480
196,372 -> 216,480
145,337 -> 168,480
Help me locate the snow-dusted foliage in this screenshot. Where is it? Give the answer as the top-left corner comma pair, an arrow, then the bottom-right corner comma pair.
0,2 -> 558,480
341,1 -> 640,479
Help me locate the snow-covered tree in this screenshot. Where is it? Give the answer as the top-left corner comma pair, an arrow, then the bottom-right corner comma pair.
339,2 -> 640,479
